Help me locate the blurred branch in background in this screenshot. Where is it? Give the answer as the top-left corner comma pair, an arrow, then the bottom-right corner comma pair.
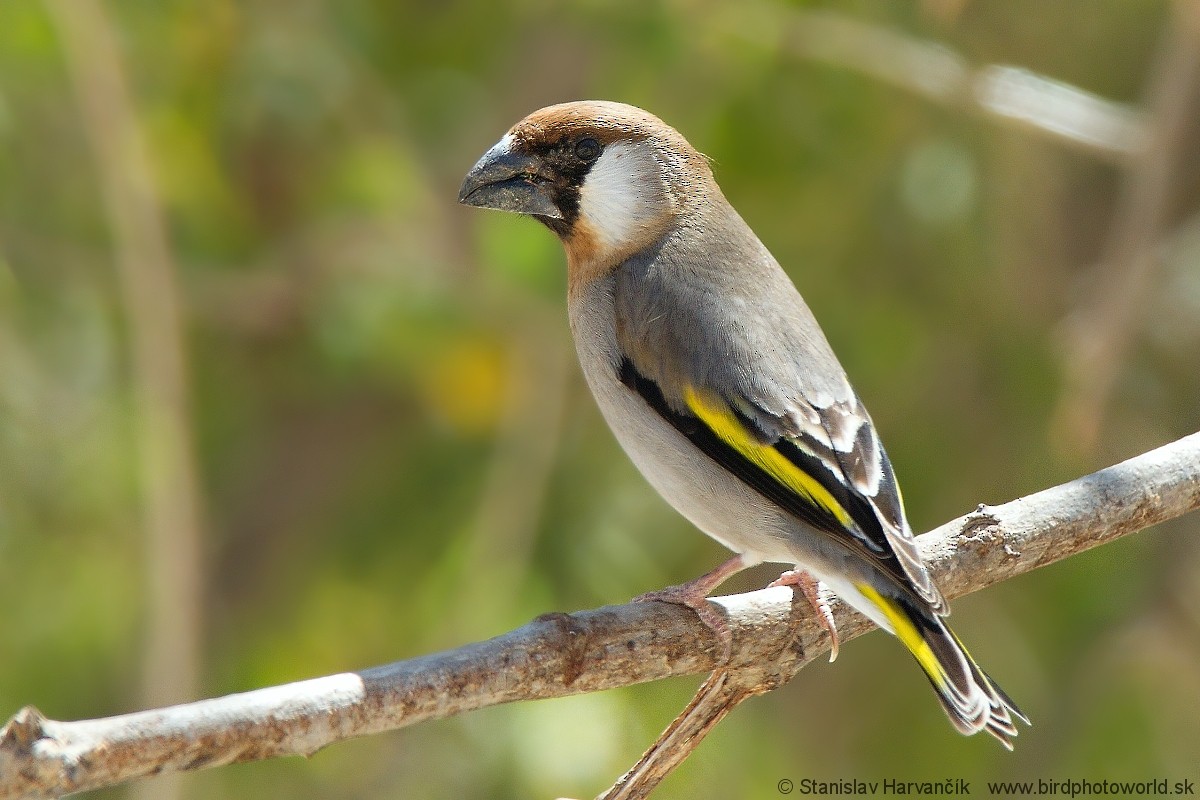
3,431 -> 1198,800
1054,0 -> 1200,453
45,8 -> 206,800
769,3 -> 1199,456
772,8 -> 1144,161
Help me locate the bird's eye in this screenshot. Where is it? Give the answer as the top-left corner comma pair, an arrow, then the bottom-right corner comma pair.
574,137 -> 602,162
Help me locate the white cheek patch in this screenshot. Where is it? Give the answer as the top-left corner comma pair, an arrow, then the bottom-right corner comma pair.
577,141 -> 669,252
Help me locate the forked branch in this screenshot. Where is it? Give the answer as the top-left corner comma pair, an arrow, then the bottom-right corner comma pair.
2,432 -> 1199,800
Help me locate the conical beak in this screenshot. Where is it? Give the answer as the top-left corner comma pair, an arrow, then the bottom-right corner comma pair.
458,134 -> 562,219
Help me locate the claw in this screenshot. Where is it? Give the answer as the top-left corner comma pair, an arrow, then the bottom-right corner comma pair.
768,569 -> 840,662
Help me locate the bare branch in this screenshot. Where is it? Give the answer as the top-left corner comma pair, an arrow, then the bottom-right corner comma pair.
589,428 -> 1200,800
3,432 -> 1199,800
598,670 -> 760,800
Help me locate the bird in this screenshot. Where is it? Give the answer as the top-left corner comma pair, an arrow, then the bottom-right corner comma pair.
458,100 -> 1028,747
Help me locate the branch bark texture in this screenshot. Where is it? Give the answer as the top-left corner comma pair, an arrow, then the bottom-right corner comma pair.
3,432 -> 1199,800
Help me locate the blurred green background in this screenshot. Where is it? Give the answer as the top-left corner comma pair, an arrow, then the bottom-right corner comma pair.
2,0 -> 1199,798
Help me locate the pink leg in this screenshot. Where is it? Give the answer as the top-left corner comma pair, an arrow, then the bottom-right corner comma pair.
634,554 -> 747,662
768,569 -> 840,662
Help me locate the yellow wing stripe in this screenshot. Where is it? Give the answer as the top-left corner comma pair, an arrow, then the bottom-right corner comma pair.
682,386 -> 853,529
857,583 -> 945,688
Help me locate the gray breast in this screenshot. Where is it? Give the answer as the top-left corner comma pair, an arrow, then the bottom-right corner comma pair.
567,273 -> 798,567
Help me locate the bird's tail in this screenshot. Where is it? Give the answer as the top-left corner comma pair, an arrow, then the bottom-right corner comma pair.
857,584 -> 1030,749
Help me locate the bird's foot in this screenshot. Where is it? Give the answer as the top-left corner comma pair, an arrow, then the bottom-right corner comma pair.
768,569 -> 840,662
633,554 -> 746,663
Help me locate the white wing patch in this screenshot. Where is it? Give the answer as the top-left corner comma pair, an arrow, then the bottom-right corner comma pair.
790,393 -> 947,613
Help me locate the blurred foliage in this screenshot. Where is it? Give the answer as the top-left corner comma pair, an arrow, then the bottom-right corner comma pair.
1,1 -> 1199,798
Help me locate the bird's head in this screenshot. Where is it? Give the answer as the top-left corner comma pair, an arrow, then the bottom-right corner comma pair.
459,101 -> 715,274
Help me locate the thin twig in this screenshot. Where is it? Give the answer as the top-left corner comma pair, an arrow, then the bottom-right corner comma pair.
2,432 -> 1198,800
598,671 -> 756,800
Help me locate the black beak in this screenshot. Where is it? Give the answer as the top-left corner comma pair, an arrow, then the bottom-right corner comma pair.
458,135 -> 563,219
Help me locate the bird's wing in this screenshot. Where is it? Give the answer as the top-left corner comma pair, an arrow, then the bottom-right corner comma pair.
614,251 -> 946,612
738,385 -> 946,613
